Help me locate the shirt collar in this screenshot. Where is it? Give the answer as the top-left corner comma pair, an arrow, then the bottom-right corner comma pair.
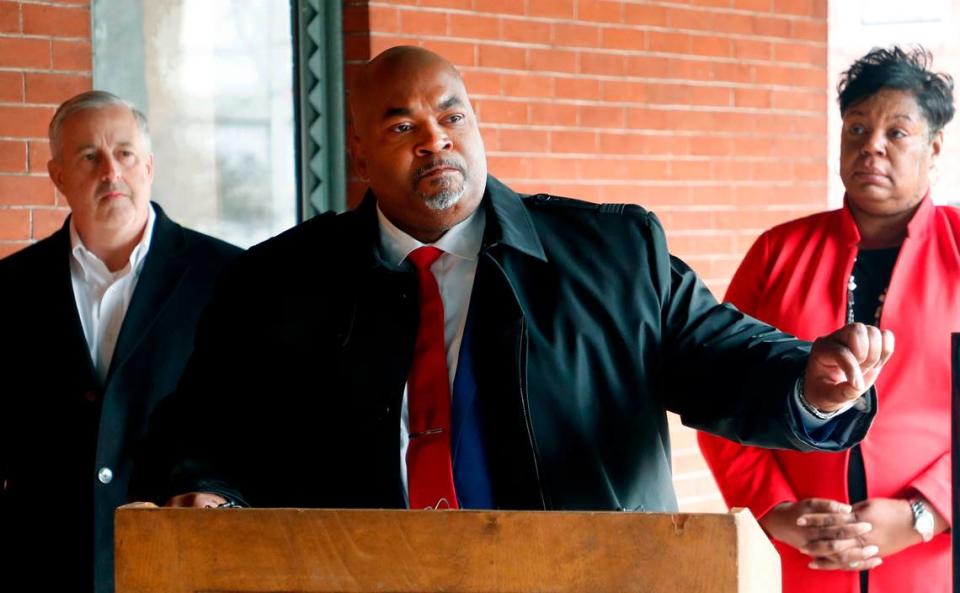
70,203 -> 156,281
376,203 -> 485,269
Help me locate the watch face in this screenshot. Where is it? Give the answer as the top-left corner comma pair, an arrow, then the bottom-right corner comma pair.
917,511 -> 935,539
912,500 -> 935,542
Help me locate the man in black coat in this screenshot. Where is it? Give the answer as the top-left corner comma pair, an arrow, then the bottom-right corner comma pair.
140,47 -> 892,530
0,91 -> 241,593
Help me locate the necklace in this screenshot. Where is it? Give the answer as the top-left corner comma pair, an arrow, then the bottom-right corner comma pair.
846,257 -> 889,326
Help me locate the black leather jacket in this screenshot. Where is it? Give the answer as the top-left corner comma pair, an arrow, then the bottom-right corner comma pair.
136,176 -> 875,512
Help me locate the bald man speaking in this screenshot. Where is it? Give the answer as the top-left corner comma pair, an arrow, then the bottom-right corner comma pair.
136,47 -> 892,514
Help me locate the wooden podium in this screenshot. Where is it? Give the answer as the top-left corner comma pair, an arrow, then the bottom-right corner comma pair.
115,507 -> 780,593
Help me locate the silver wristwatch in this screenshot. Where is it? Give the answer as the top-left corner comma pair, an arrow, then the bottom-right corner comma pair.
909,497 -> 935,543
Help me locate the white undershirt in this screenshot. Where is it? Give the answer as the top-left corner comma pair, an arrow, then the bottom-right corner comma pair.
375,204 -> 486,504
69,204 -> 156,385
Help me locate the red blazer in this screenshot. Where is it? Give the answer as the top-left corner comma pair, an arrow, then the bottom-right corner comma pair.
698,195 -> 955,593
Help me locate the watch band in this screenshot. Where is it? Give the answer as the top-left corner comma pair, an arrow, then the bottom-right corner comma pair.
909,497 -> 935,543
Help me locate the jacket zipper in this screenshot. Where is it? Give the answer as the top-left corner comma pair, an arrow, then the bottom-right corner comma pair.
483,250 -> 547,509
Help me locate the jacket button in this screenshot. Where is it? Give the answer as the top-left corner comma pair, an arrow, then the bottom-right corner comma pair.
83,390 -> 99,403
97,467 -> 113,484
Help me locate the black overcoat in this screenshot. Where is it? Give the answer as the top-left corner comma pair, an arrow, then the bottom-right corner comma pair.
0,204 -> 241,593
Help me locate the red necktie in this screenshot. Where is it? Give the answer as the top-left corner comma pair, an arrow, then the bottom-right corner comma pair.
405,246 -> 459,510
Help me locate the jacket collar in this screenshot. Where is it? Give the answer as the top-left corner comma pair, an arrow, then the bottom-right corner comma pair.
55,201 -> 184,259
105,202 -> 190,384
44,202 -> 185,387
481,175 -> 547,262
351,174 -> 547,266
838,190 -> 935,246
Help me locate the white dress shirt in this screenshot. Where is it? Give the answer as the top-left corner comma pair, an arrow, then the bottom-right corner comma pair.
70,204 -> 156,385
376,204 -> 486,504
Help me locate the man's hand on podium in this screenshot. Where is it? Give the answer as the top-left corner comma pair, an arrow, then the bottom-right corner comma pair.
118,501 -> 159,509
164,492 -> 231,507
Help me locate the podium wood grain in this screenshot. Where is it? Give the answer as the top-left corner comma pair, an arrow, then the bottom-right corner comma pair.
115,508 -> 780,593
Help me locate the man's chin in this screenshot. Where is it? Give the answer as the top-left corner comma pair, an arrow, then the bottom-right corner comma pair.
95,201 -> 147,228
424,193 -> 462,211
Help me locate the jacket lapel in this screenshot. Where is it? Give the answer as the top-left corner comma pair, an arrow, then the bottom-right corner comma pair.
48,221 -> 100,385
106,204 -> 189,383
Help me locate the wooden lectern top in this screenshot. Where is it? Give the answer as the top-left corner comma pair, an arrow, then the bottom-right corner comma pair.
115,507 -> 779,593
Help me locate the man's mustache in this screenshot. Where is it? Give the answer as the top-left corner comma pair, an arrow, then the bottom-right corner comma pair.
96,182 -> 130,197
412,159 -> 466,182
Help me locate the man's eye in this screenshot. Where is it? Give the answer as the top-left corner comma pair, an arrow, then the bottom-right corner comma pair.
890,129 -> 907,139
847,124 -> 865,135
392,123 -> 413,133
82,154 -> 96,161
447,114 -> 464,124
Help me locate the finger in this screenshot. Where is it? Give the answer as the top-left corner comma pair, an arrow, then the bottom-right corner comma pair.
839,545 -> 881,568
796,511 -> 858,527
830,553 -> 884,572
853,557 -> 883,571
119,501 -> 158,509
193,492 -> 229,508
842,322 -> 869,363
799,499 -> 853,515
804,521 -> 873,542
803,539 -> 880,561
879,329 -> 895,366
810,556 -> 882,571
808,556 -> 847,570
164,491 -> 227,508
836,323 -> 868,390
860,325 -> 882,371
800,537 -> 860,557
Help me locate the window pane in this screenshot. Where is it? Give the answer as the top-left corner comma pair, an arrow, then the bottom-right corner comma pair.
94,0 -> 296,247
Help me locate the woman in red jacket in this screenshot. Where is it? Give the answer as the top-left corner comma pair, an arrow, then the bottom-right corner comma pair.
698,46 -> 954,593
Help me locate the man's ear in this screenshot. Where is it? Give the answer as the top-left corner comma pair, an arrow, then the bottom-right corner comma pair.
47,159 -> 65,194
348,126 -> 369,182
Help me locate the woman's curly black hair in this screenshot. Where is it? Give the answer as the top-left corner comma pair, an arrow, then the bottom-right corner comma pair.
838,45 -> 955,135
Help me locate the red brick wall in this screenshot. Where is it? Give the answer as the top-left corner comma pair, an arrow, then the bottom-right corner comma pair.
0,0 -> 90,258
343,0 -> 828,298
344,0 -> 830,512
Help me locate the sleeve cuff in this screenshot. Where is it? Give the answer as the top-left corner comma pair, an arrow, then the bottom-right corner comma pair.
794,378 -> 861,429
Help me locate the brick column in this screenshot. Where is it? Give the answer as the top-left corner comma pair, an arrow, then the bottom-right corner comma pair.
0,0 -> 91,258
